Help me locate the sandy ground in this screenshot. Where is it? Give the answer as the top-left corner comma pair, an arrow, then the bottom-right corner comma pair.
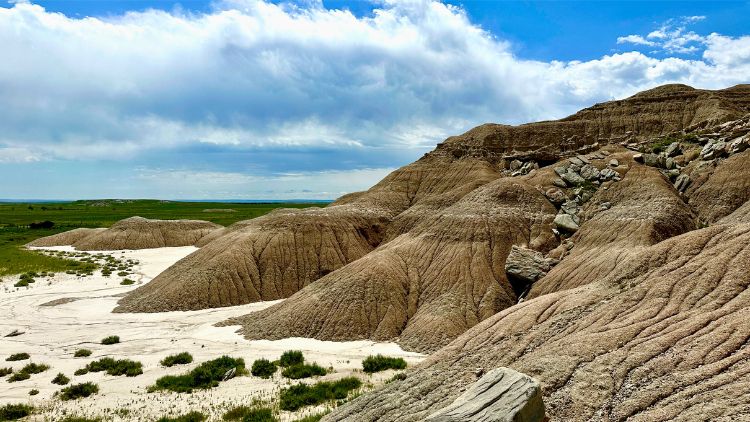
0,246 -> 424,421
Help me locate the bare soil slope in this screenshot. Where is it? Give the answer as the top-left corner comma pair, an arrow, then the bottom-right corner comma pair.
66,217 -> 221,250
26,228 -> 106,247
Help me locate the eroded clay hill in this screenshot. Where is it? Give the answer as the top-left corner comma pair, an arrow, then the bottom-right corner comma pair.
31,217 -> 222,250
115,84 -> 750,318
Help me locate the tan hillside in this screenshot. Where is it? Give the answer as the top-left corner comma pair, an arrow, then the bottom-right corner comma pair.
26,227 -> 106,247
30,216 -> 222,251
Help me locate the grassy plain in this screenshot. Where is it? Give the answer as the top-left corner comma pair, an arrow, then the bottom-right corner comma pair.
0,199 -> 321,276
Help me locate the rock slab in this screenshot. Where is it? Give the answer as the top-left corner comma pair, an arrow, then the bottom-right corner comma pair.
426,367 -> 546,422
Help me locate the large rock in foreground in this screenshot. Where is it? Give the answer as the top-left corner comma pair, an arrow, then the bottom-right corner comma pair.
426,368 -> 545,422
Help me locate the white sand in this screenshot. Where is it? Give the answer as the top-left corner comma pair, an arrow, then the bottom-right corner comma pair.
0,246 -> 424,421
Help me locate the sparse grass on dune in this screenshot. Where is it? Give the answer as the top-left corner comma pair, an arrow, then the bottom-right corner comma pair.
279,377 -> 362,411
361,355 -> 407,373
77,357 -> 142,377
5,353 -> 29,362
149,356 -> 246,393
100,335 -> 120,345
281,363 -> 327,379
155,411 -> 208,422
161,352 -> 193,367
57,382 -> 99,400
73,349 -> 92,358
222,406 -> 277,421
0,403 -> 33,421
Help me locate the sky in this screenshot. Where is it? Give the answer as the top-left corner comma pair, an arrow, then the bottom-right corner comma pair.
0,0 -> 749,200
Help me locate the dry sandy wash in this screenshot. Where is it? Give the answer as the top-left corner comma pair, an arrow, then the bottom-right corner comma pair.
0,246 -> 423,421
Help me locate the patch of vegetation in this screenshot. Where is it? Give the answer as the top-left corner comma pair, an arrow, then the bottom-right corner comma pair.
250,359 -> 277,379
149,356 -> 246,393
8,362 -> 50,382
279,350 -> 304,367
57,417 -> 102,422
74,349 -> 92,358
279,377 -> 362,411
361,355 -> 407,373
294,412 -> 330,422
281,363 -> 327,379
222,406 -> 277,421
0,368 -> 12,377
0,403 -> 33,420
57,382 -> 99,400
52,372 -> 70,385
155,411 -> 208,422
28,389 -> 39,396
100,335 -> 120,345
385,372 -> 407,384
161,352 -> 193,367
74,368 -> 88,376
120,278 -> 136,285
79,358 -> 142,377
7,372 -> 29,382
5,353 -> 29,362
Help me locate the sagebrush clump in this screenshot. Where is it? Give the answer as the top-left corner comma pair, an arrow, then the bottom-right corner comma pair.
160,352 -> 193,367
250,359 -> 276,379
361,355 -> 407,373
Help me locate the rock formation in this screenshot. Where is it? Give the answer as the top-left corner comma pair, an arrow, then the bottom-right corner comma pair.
30,217 -> 221,250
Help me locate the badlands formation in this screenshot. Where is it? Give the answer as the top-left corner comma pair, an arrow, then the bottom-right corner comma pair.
31,83 -> 750,420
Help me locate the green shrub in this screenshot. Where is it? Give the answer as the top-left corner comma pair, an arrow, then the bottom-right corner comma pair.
28,389 -> 39,396
82,358 -> 142,377
57,382 -> 99,400
52,372 -> 70,385
0,403 -> 33,420
117,271 -> 129,277
5,353 -> 30,362
57,417 -> 102,422
20,362 -> 50,375
279,350 -> 304,367
149,356 -> 245,393
281,363 -> 327,379
361,355 -> 407,373
0,368 -> 12,377
222,406 -> 276,421
101,335 -> 120,345
294,412 -> 329,422
120,279 -> 135,285
74,368 -> 89,376
13,280 -> 29,287
250,359 -> 276,379
74,349 -> 92,358
155,411 -> 207,422
7,372 -> 30,382
161,352 -> 193,367
279,377 -> 362,411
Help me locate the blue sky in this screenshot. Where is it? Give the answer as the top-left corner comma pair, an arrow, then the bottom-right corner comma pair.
1,0 -> 749,200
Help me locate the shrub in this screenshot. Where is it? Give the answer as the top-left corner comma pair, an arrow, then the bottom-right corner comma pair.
155,411 -> 207,422
120,279 -> 135,285
74,368 -> 89,376
58,417 -> 102,422
57,382 -> 99,400
117,271 -> 129,277
250,359 -> 276,379
5,353 -> 29,362
74,349 -> 92,358
361,355 -> 407,373
295,413 -> 329,422
279,377 -> 362,411
52,372 -> 70,385
279,350 -> 304,367
101,335 -> 120,345
222,406 -> 276,421
161,352 -> 193,367
0,403 -> 33,420
82,358 -> 142,377
29,221 -> 55,229
14,280 -> 29,287
28,389 -> 39,396
149,356 -> 245,393
7,372 -> 30,382
281,363 -> 327,380
0,368 -> 12,377
18,363 -> 50,376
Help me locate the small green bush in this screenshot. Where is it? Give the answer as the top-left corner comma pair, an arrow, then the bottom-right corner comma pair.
149,356 -> 245,393
117,271 -> 129,277
52,372 -> 70,385
279,377 -> 362,411
155,411 -> 207,422
101,335 -> 120,345
57,382 -> 99,400
82,358 -> 142,377
250,359 -> 277,379
0,367 -> 12,377
74,368 -> 89,376
7,372 -> 30,382
361,355 -> 407,373
57,417 -> 102,422
0,403 -> 33,420
120,279 -> 135,285
28,389 -> 39,396
161,352 -> 193,367
294,413 -> 329,422
74,349 -> 92,358
279,350 -> 304,367
6,353 -> 30,362
13,280 -> 29,287
281,363 -> 327,380
222,406 -> 277,421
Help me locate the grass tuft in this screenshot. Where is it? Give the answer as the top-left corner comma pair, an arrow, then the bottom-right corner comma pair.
222,406 -> 277,421
80,358 -> 142,377
149,356 -> 245,393
100,335 -> 120,345
52,372 -> 71,385
57,382 -> 99,400
5,353 -> 30,362
361,355 -> 407,373
0,403 -> 33,420
250,359 -> 277,379
279,377 -> 362,411
279,350 -> 304,367
161,352 -> 193,367
155,411 -> 207,422
281,363 -> 327,380
73,349 -> 92,358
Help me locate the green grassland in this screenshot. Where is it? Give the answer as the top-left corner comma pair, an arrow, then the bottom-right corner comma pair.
0,200 -> 322,277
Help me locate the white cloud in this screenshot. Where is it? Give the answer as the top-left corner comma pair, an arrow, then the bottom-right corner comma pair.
0,2 -> 747,174
622,15 -> 710,55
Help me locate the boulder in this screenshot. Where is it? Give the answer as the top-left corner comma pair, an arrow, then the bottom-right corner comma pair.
544,188 -> 566,205
552,178 -> 567,188
553,214 -> 579,233
665,142 -> 681,157
426,367 -> 546,422
579,164 -> 600,181
633,153 -> 644,163
609,159 -> 619,167
560,200 -> 580,216
700,140 -> 728,160
510,160 -> 523,171
674,174 -> 691,193
504,245 -> 553,285
643,153 -> 663,168
561,169 -> 585,186
569,156 -> 585,167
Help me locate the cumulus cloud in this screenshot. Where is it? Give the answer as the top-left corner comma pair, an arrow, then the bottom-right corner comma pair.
619,15 -> 709,54
0,2 -> 748,198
